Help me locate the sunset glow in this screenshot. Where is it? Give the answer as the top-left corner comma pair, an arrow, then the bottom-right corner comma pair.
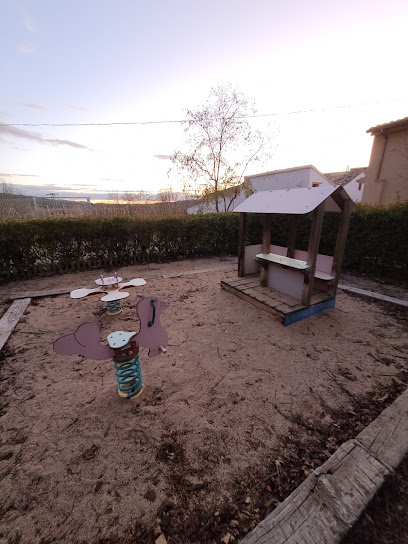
1,0 -> 407,198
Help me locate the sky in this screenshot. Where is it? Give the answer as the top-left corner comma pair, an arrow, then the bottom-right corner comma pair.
1,0 -> 408,200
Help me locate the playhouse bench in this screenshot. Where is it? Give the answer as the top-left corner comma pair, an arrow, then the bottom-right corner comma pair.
314,271 -> 335,281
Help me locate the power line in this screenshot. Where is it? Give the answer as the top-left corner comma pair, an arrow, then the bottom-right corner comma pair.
1,119 -> 184,127
0,96 -> 406,128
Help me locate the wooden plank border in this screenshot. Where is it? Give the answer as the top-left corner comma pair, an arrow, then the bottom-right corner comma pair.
240,386 -> 408,544
338,284 -> 408,308
7,264 -> 238,301
0,298 -> 31,352
8,288 -> 73,301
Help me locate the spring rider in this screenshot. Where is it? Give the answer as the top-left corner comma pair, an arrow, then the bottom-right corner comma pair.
70,273 -> 146,315
53,296 -> 168,399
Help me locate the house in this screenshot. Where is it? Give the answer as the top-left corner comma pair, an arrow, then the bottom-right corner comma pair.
324,167 -> 366,202
187,165 -> 332,214
362,116 -> 408,204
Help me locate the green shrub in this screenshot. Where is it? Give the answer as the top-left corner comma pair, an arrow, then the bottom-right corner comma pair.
0,203 -> 406,282
0,214 -> 240,281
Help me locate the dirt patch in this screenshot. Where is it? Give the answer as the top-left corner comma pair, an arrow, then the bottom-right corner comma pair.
0,258 -> 407,544
102,369 -> 408,544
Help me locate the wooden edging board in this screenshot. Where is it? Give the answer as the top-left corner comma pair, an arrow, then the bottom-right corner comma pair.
7,264 -> 237,301
0,298 -> 31,352
8,288 -> 72,301
240,386 -> 408,543
338,284 -> 408,308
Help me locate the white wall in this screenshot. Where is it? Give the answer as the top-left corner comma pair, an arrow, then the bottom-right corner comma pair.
248,167 -> 331,191
187,167 -> 332,214
343,172 -> 365,202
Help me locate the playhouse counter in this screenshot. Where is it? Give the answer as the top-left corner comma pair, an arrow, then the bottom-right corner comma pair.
255,252 -> 335,281
256,252 -> 309,271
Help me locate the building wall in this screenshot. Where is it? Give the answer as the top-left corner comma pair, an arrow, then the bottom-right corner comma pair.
247,167 -> 331,191
363,128 -> 408,204
343,172 -> 365,203
187,167 -> 331,214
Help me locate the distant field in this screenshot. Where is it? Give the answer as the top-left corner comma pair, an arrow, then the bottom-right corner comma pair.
0,192 -> 199,220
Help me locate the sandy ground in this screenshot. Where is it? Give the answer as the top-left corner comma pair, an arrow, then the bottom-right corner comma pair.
0,257 -> 407,544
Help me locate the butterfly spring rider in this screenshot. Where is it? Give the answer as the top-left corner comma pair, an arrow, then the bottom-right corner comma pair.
70,273 -> 146,315
53,296 -> 168,399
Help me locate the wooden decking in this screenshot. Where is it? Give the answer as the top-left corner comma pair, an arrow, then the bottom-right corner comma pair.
221,274 -> 335,325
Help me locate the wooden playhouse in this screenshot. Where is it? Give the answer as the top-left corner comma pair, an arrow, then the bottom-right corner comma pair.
221,186 -> 355,325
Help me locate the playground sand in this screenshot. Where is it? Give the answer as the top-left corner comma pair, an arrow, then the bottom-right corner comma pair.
0,257 -> 407,543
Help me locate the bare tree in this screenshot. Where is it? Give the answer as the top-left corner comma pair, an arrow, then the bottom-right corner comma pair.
158,187 -> 176,202
170,84 -> 271,211
156,187 -> 176,215
108,192 -> 121,204
1,179 -> 22,195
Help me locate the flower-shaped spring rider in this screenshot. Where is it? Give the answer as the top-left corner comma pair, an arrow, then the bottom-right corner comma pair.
70,273 -> 146,315
53,296 -> 168,399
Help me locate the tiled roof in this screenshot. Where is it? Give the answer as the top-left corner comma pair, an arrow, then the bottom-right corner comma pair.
367,116 -> 408,135
324,168 -> 367,186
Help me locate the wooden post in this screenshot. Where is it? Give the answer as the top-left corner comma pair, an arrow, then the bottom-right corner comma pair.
287,215 -> 298,258
301,203 -> 325,307
329,199 -> 352,298
238,212 -> 248,277
260,214 -> 272,287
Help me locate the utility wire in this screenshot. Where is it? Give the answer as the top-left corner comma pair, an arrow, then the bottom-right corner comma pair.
0,97 -> 406,128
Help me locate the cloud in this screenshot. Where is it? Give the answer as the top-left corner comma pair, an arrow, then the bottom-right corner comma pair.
100,178 -> 125,182
69,183 -> 98,187
154,154 -> 172,160
22,103 -> 47,111
0,124 -> 90,149
24,15 -> 35,33
10,184 -> 117,198
0,173 -> 39,177
67,104 -> 88,112
17,43 -> 36,55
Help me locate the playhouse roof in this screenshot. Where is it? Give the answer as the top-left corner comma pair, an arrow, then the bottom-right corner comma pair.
233,186 -> 353,214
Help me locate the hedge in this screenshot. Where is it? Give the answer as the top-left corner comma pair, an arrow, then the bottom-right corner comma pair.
0,215 -> 240,282
0,203 -> 407,283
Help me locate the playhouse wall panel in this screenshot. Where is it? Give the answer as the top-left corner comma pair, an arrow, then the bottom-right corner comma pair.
244,245 -> 288,274
267,264 -> 304,300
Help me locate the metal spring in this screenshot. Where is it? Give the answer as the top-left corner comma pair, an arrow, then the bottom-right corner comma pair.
106,299 -> 122,315
114,355 -> 143,399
